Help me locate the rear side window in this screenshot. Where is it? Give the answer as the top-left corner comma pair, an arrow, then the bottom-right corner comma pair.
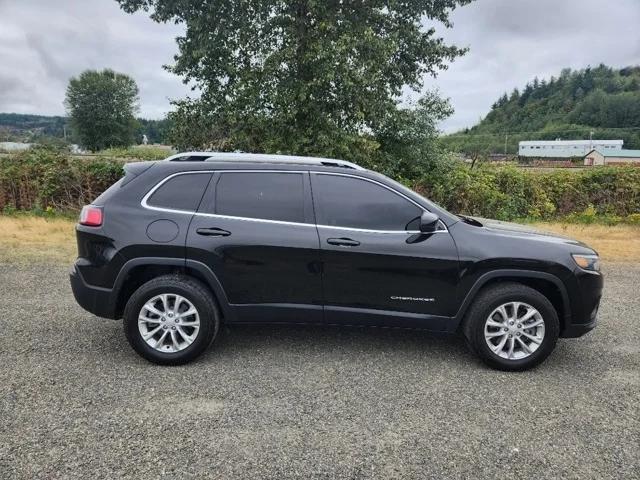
313,174 -> 423,231
147,173 -> 212,211
211,172 -> 305,223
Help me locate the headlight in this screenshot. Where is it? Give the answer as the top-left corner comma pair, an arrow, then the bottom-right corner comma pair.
572,254 -> 600,273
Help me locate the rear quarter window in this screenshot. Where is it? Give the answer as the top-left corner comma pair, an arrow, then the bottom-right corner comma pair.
146,173 -> 212,212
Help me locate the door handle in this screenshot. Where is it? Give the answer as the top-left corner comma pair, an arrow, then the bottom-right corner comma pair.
327,237 -> 360,247
196,227 -> 231,237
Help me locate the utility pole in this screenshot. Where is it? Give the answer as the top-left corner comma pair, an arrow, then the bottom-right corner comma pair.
504,134 -> 508,156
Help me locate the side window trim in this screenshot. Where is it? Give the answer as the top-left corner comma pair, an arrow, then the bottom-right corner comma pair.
311,172 -> 448,234
141,171 -> 213,214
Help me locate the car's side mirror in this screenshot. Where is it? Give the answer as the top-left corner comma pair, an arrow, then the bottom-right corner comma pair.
419,211 -> 440,233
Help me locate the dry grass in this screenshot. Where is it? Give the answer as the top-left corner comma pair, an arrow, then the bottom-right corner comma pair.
532,222 -> 640,262
0,216 -> 77,264
0,215 -> 637,264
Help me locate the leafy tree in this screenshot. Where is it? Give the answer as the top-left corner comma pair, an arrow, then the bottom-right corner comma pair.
64,69 -> 139,151
369,91 -> 454,179
116,0 -> 472,160
136,117 -> 173,144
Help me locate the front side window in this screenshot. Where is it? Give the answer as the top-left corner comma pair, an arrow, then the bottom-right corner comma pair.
212,172 -> 306,223
313,174 -> 423,231
147,173 -> 212,211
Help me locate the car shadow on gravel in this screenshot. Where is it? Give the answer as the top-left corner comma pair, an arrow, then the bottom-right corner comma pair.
94,315 -> 595,373
195,324 -> 602,374
198,323 -> 477,365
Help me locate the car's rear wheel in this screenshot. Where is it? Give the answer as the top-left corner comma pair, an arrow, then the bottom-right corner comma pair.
123,275 -> 219,365
462,283 -> 559,371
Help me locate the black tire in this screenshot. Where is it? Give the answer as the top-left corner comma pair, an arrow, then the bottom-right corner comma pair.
123,274 -> 219,365
461,282 -> 559,371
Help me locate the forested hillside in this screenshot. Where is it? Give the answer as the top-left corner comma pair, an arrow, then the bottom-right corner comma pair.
0,113 -> 67,141
444,65 -> 640,155
0,113 -> 171,145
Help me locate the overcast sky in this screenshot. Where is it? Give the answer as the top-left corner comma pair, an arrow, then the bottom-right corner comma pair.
1,0 -> 639,132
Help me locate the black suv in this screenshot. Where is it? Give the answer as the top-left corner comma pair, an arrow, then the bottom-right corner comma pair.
70,153 -> 603,371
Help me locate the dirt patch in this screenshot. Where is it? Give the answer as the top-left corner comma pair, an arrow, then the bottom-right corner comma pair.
0,216 -> 76,264
533,222 -> 640,262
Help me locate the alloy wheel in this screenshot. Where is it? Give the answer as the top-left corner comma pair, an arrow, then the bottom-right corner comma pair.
138,294 -> 200,353
484,301 -> 545,360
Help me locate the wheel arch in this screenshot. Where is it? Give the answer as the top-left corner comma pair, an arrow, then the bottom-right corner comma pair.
111,257 -> 233,321
454,270 -> 571,332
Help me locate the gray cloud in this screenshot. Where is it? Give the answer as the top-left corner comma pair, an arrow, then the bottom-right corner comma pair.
0,0 -> 189,118
0,0 -> 638,126
25,33 -> 68,83
426,0 -> 640,132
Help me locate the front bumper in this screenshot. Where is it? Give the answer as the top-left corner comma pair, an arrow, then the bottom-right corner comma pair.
560,268 -> 603,338
561,315 -> 598,338
69,264 -> 118,319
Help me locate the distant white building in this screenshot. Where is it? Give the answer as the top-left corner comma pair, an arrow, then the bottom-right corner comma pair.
519,139 -> 623,158
0,141 -> 32,152
70,144 -> 86,154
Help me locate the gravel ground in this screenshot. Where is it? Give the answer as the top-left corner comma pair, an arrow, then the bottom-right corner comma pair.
1,264 -> 638,479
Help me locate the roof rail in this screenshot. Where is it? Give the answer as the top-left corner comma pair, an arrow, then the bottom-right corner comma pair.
164,152 -> 365,170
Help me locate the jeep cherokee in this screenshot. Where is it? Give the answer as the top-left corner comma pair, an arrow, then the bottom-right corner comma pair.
70,153 -> 603,371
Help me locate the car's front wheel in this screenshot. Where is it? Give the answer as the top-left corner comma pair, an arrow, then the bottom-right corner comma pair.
462,283 -> 560,371
123,275 -> 219,365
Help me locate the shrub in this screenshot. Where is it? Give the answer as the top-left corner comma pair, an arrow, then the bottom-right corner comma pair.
96,145 -> 174,161
415,163 -> 640,222
626,213 -> 640,224
0,147 -> 123,211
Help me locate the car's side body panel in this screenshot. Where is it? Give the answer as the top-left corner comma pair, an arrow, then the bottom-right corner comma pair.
185,170 -> 324,324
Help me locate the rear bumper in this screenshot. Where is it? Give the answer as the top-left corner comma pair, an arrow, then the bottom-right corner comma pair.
69,264 -> 118,319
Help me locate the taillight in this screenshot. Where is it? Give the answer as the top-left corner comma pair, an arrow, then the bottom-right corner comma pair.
79,205 -> 103,227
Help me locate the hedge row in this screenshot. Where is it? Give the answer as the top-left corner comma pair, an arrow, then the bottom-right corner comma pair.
0,148 -> 124,212
414,164 -> 640,222
1,148 -> 639,223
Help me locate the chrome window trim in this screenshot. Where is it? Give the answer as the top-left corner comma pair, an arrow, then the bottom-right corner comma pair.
315,224 -> 447,235
195,211 -> 315,227
141,170 -> 448,234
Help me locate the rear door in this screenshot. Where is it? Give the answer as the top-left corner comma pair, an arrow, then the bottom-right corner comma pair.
186,170 -> 323,323
311,172 -> 459,329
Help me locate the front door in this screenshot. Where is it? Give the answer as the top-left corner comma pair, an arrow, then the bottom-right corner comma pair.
187,170 -> 323,323
310,172 -> 459,330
